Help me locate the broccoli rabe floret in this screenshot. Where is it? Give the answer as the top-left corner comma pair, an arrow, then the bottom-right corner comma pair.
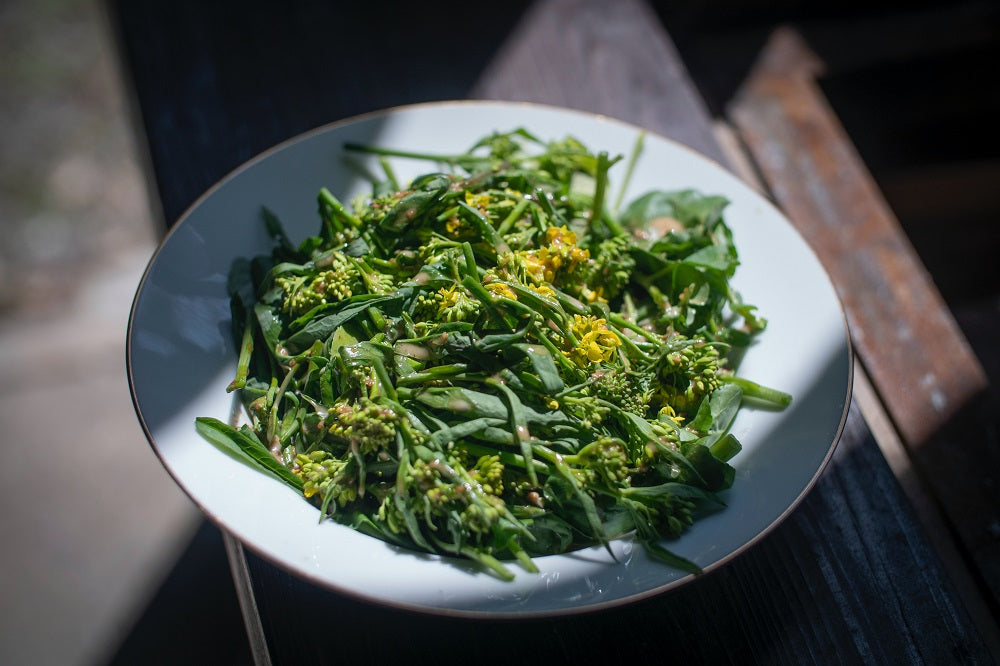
560,393 -> 611,428
275,252 -> 361,317
655,493 -> 696,538
626,489 -> 697,540
294,450 -> 356,506
589,367 -> 652,417
574,235 -> 635,303
498,226 -> 590,290
470,454 -> 505,497
653,335 -> 723,414
327,398 -> 399,454
536,135 -> 591,183
412,284 -> 481,323
275,253 -> 394,318
353,257 -> 394,295
377,451 -> 507,539
565,314 -> 622,368
564,438 -> 630,488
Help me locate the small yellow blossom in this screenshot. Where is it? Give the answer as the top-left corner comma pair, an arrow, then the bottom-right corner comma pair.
512,229 -> 590,285
527,284 -> 556,299
435,285 -> 480,322
438,284 -> 462,310
485,282 -> 518,301
658,405 -> 685,424
579,284 -> 606,303
465,190 -> 492,210
545,225 -> 577,246
567,315 -> 621,367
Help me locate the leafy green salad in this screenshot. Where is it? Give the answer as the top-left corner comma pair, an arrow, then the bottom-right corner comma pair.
196,129 -> 791,580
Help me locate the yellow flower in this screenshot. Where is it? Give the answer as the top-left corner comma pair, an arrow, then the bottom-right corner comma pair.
527,284 -> 556,298
512,228 -> 590,286
464,190 -> 491,210
567,315 -> 621,367
435,285 -> 480,322
437,284 -> 462,310
658,404 -> 685,424
518,249 -> 551,283
580,284 -> 605,303
485,282 -> 518,301
545,225 -> 577,246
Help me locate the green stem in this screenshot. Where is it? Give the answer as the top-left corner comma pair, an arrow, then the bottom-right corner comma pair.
344,143 -> 465,164
266,361 -> 300,446
613,131 -> 645,216
226,312 -> 255,393
396,364 -> 470,386
487,378 -> 538,487
719,375 -> 793,408
495,198 -> 530,236
379,157 -> 399,191
318,187 -> 362,229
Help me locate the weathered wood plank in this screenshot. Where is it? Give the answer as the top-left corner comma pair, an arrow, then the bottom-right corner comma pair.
716,116 -> 1000,650
728,27 -> 987,447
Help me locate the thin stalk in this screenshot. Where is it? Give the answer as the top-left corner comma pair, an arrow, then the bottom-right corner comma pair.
613,131 -> 645,216
495,198 -> 530,236
226,313 -> 255,393
266,361 -> 301,447
719,375 -> 793,408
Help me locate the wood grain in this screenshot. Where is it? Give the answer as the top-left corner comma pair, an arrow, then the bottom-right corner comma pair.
728,27 -> 988,447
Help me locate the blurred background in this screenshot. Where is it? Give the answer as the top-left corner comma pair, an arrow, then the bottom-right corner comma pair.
0,1 -> 204,664
0,0 -> 996,664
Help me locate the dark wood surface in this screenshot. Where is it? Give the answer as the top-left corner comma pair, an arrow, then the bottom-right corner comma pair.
727,27 -> 1000,625
728,28 -> 987,447
239,404 -> 989,665
109,0 -> 996,663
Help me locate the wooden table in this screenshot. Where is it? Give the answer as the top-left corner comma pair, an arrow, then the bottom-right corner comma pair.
109,1 -> 997,663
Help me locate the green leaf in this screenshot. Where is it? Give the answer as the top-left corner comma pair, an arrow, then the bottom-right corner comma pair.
623,481 -> 720,503
688,383 -> 742,434
261,206 -> 296,254
253,303 -> 284,355
379,188 -> 445,235
522,513 -> 574,556
681,442 -> 736,491
194,417 -> 303,491
503,343 -> 564,393
708,383 -> 743,432
684,244 -> 737,273
640,538 -> 703,575
621,189 -> 727,230
285,293 -> 402,352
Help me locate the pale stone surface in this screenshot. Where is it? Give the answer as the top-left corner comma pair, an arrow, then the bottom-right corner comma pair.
0,2 -> 201,664
0,247 -> 201,666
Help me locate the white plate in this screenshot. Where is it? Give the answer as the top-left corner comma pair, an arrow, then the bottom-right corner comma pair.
127,100 -> 851,616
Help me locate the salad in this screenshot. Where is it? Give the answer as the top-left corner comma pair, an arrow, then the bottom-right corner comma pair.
196,129 -> 791,580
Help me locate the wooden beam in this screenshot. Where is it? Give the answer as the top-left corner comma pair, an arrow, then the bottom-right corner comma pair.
728,27 -> 987,447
